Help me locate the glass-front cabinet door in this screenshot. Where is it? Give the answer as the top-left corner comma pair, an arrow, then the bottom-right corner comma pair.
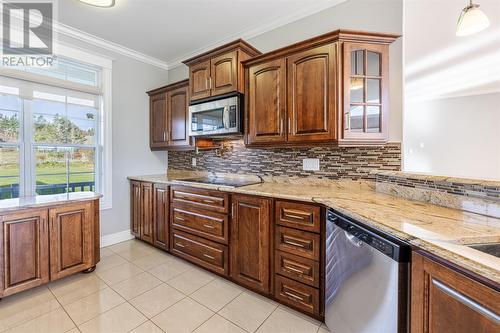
342,42 -> 389,143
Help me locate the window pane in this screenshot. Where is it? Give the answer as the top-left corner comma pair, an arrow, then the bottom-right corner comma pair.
367,51 -> 381,76
0,147 -> 20,199
69,148 -> 95,192
367,79 -> 381,104
68,118 -> 96,144
0,94 -> 22,111
0,110 -> 21,143
367,106 -> 381,133
350,78 -> 364,103
33,114 -> 67,144
35,147 -> 68,195
349,105 -> 364,132
351,50 -> 365,75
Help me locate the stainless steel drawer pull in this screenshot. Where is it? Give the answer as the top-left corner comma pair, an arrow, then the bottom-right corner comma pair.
285,266 -> 305,274
284,291 -> 304,302
203,224 -> 215,229
284,240 -> 306,248
432,279 -> 500,324
202,199 -> 215,204
175,216 -> 185,221
203,253 -> 215,260
285,214 -> 305,220
176,243 -> 186,248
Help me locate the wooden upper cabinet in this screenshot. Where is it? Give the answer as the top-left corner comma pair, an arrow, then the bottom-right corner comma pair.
149,93 -> 168,148
243,29 -> 399,147
49,202 -> 93,280
412,252 -> 500,333
183,39 -> 260,102
168,85 -> 190,147
287,44 -> 336,143
246,59 -> 287,145
189,60 -> 211,101
211,50 -> 238,96
0,209 -> 49,297
342,42 -> 389,144
147,80 -> 192,151
230,195 -> 271,294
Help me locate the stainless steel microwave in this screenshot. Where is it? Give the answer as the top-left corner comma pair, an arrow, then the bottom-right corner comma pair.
188,94 -> 242,137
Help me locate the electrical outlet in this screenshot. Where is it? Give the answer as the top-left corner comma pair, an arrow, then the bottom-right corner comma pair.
192,157 -> 197,167
303,158 -> 320,171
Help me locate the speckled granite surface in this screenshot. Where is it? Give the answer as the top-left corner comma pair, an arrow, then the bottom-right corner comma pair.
129,171 -> 500,285
0,192 -> 102,213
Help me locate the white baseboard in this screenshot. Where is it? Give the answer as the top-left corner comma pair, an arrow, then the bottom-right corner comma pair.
100,229 -> 135,248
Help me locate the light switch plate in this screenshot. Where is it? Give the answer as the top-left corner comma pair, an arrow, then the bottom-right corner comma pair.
192,157 -> 197,167
303,158 -> 320,171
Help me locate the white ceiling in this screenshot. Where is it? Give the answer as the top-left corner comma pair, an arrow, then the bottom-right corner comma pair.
59,0 -> 346,66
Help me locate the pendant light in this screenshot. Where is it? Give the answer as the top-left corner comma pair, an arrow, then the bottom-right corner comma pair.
456,0 -> 490,36
78,0 -> 115,8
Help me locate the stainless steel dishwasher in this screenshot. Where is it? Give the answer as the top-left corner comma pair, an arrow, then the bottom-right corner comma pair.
325,209 -> 410,333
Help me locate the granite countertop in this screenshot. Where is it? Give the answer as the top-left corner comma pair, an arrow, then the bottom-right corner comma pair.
0,192 -> 102,214
129,171 -> 500,285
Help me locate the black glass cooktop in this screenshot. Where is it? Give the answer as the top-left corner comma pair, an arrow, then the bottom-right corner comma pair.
178,176 -> 262,187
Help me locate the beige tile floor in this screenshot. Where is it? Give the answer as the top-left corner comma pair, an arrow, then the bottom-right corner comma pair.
0,239 -> 332,333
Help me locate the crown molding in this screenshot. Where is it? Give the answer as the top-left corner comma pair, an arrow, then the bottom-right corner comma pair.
54,22 -> 169,70
166,0 -> 347,69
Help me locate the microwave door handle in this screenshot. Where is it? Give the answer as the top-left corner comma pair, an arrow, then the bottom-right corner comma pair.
223,106 -> 229,129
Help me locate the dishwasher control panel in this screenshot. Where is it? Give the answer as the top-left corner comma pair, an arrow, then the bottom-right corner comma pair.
327,209 -> 409,262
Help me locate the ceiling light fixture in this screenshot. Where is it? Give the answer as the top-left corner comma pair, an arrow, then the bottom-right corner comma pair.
456,0 -> 490,36
78,0 -> 115,8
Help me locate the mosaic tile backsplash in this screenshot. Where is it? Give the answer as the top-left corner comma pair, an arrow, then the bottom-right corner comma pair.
167,140 -> 401,180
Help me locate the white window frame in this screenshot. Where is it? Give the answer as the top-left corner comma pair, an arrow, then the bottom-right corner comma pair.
0,44 -> 113,210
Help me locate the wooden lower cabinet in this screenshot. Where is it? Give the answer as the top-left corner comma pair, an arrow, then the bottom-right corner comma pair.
49,202 -> 94,280
411,252 -> 500,333
0,199 -> 99,298
153,184 -> 169,250
130,181 -> 157,246
171,230 -> 228,275
274,275 -> 320,316
230,195 -> 272,294
0,209 -> 49,297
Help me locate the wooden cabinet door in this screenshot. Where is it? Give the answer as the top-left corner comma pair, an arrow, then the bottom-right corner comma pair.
167,85 -> 191,148
189,60 -> 211,101
130,180 -> 141,237
230,195 -> 271,293
49,202 -> 93,280
246,59 -> 287,145
210,50 -> 238,96
0,209 -> 49,297
150,92 -> 168,149
287,44 -> 336,143
140,182 -> 154,244
412,252 -> 500,333
153,183 -> 169,250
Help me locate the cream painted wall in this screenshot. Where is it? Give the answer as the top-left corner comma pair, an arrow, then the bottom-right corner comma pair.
168,0 -> 403,141
404,0 -> 500,180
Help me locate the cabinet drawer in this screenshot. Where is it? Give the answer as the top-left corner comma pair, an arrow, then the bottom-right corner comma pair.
274,275 -> 320,316
275,226 -> 320,260
171,230 -> 228,275
276,201 -> 321,233
171,205 -> 228,244
275,251 -> 319,288
170,186 -> 229,213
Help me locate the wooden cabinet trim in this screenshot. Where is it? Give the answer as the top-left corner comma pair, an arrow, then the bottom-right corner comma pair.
183,39 -> 260,66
